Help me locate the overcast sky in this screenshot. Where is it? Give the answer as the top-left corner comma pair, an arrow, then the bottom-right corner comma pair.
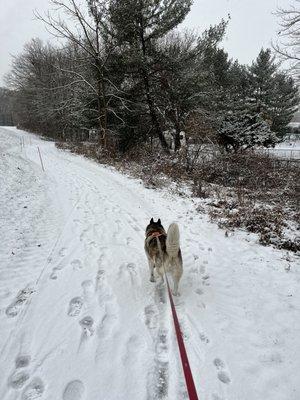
0,0 -> 293,85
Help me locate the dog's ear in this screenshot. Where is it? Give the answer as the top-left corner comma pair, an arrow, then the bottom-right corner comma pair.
150,218 -> 154,224
157,218 -> 161,225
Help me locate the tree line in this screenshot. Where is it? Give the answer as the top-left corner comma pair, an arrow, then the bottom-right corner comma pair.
4,0 -> 299,152
0,87 -> 14,125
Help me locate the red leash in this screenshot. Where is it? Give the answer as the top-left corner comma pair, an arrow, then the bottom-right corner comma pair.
165,272 -> 199,400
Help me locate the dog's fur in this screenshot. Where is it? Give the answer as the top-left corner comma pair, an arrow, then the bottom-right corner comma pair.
144,218 -> 183,296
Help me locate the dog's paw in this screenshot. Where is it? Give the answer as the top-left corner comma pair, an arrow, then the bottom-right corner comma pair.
150,276 -> 155,283
172,291 -> 180,297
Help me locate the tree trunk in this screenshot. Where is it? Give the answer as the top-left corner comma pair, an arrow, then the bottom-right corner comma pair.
139,20 -> 169,153
142,72 -> 169,151
95,58 -> 107,148
173,118 -> 182,151
95,21 -> 107,149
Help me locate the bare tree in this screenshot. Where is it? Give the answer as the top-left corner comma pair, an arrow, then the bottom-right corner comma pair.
35,0 -> 121,145
273,1 -> 300,81
0,87 -> 14,125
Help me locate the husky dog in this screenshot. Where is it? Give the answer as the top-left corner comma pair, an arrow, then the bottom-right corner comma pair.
144,218 -> 183,296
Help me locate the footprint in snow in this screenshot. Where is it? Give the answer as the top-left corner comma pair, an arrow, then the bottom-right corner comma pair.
200,265 -> 206,274
5,287 -> 34,318
155,362 -> 169,398
195,288 -> 204,296
95,269 -> 105,291
144,304 -> 158,330
118,263 -> 138,287
21,377 -> 45,400
197,301 -> 206,309
155,283 -> 166,305
49,271 -> 58,280
154,331 -> 169,398
214,358 -> 225,369
155,329 -> 169,360
63,380 -> 85,400
126,262 -> 137,275
217,371 -> 231,384
15,355 -> 31,369
68,297 -> 83,317
8,371 -> 30,389
79,316 -> 94,336
213,358 -> 231,385
58,247 -> 66,257
199,332 -> 210,344
49,264 -> 65,279
146,326 -> 169,399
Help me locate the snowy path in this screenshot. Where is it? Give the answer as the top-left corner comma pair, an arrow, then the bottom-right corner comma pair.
0,127 -> 299,400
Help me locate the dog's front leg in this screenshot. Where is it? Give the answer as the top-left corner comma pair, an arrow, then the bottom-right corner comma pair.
157,266 -> 164,285
148,260 -> 155,282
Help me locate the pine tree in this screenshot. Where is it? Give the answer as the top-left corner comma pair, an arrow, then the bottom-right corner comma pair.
269,73 -> 299,136
218,112 -> 278,152
246,48 -> 299,138
248,48 -> 278,116
226,61 -> 251,113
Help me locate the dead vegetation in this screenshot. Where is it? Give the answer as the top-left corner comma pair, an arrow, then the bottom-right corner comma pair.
193,152 -> 299,252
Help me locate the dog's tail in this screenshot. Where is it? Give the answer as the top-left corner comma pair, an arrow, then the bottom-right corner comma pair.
166,223 -> 180,258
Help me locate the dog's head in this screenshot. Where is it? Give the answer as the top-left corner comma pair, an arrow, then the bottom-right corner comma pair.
145,218 -> 165,237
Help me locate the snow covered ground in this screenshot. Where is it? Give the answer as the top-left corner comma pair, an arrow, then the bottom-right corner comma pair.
0,126 -> 299,400
263,140 -> 300,160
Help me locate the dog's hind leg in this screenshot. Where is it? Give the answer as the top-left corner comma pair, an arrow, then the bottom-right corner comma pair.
154,262 -> 164,285
159,271 -> 164,285
172,256 -> 183,296
172,275 -> 180,296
